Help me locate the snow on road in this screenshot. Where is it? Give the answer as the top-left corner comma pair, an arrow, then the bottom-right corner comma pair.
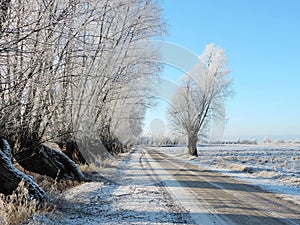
144,148 -> 300,225
25,144 -> 300,224
26,150 -> 187,225
156,144 -> 300,202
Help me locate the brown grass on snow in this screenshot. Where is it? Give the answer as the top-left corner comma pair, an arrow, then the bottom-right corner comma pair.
0,159 -> 112,225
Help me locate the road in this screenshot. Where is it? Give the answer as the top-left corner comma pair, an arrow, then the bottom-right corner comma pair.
140,147 -> 300,225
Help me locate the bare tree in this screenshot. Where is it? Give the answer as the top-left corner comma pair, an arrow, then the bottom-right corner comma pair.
0,0 -> 165,197
168,44 -> 231,156
64,0 -> 164,156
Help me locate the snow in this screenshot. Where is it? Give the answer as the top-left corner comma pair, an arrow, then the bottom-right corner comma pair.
156,144 -> 300,204
26,150 -> 187,224
143,150 -> 228,225
0,137 -> 46,201
1,138 -> 12,159
25,144 -> 300,224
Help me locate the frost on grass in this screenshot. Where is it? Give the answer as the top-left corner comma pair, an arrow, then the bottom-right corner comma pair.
0,180 -> 38,225
27,150 -> 187,225
157,144 -> 300,189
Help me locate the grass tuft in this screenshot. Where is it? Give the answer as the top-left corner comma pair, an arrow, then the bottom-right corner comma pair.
0,156 -> 111,224
0,180 -> 38,225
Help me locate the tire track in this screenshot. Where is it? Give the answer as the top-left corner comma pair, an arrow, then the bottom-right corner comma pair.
144,148 -> 300,225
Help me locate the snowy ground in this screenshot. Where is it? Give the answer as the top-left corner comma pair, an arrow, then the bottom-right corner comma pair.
156,144 -> 300,197
25,150 -> 187,225
25,144 -> 300,224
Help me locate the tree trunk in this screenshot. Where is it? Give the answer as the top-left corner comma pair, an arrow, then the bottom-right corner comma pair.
56,141 -> 87,165
14,141 -> 85,181
188,134 -> 198,157
0,135 -> 46,202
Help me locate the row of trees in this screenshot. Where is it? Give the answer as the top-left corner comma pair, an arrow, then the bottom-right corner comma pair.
0,0 -> 165,198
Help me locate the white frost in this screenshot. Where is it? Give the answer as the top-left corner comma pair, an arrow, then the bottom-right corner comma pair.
28,150 -> 187,224
157,144 -> 300,204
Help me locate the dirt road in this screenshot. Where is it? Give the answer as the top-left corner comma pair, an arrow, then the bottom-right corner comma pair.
141,147 -> 300,225
27,148 -> 300,224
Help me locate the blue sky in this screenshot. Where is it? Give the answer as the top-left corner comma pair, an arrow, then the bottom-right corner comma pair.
145,0 -> 300,140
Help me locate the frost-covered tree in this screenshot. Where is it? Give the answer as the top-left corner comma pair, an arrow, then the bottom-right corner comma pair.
168,44 -> 231,156
58,0 -> 164,158
0,0 -> 164,156
0,0 -> 165,197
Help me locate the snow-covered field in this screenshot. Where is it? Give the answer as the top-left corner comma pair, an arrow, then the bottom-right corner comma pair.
156,144 -> 300,195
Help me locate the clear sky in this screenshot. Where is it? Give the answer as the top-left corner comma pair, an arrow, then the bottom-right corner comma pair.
146,0 -> 300,140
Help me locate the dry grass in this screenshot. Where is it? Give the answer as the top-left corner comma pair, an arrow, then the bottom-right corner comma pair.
0,180 -> 38,225
78,155 -> 116,182
0,175 -> 82,225
15,163 -> 81,194
0,164 -> 83,225
0,156 -> 113,224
